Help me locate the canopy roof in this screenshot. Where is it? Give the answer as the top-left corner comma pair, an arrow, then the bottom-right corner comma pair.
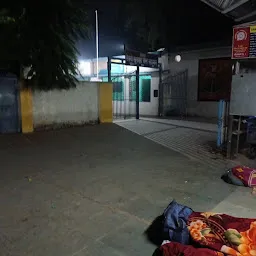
200,0 -> 256,22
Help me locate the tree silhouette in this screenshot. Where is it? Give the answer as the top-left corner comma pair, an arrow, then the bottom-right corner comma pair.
0,3 -> 88,90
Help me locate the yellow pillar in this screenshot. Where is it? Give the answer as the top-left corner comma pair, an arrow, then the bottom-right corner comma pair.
20,88 -> 34,133
98,82 -> 113,123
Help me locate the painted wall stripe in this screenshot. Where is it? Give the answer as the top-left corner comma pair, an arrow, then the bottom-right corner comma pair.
20,88 -> 34,133
99,82 -> 113,123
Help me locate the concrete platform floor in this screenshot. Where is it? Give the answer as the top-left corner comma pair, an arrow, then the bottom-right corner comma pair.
0,124 -> 256,256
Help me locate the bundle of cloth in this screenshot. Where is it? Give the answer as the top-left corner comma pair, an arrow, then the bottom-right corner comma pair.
221,166 -> 256,195
154,201 -> 256,256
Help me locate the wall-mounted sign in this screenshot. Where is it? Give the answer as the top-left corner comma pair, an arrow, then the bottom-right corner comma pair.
198,58 -> 232,101
232,25 -> 256,59
125,49 -> 158,68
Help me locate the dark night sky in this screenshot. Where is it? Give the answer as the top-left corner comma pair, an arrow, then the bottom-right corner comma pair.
78,0 -> 234,59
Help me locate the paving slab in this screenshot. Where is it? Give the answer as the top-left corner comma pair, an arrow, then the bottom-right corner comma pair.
0,124 -> 256,256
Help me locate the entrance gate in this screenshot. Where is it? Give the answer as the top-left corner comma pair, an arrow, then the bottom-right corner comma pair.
111,72 -> 137,120
160,69 -> 188,117
0,74 -> 20,133
109,49 -> 159,120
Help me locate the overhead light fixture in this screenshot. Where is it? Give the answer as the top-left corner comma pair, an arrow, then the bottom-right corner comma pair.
175,55 -> 181,63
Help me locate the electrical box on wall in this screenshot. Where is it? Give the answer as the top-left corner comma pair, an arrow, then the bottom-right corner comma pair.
230,60 -> 256,116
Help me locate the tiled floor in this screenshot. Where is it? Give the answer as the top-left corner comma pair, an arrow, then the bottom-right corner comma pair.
0,123 -> 255,256
116,119 -> 229,170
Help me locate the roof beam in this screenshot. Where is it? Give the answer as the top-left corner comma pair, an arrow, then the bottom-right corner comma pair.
235,9 -> 256,21
221,0 -> 234,9
234,20 -> 256,27
200,0 -> 222,12
222,0 -> 251,14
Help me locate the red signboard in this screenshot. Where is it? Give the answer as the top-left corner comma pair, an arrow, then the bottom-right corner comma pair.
232,27 -> 250,58
232,25 -> 256,59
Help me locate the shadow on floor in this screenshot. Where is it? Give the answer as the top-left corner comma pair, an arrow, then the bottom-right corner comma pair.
152,248 -> 162,256
144,215 -> 166,256
144,215 -> 166,247
144,215 -> 168,247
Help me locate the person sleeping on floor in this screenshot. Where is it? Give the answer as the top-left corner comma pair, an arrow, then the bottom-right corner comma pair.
221,165 -> 256,195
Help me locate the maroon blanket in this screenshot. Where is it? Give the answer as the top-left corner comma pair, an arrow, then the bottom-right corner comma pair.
188,212 -> 256,255
232,166 -> 256,187
160,241 -> 223,256
159,211 -> 256,256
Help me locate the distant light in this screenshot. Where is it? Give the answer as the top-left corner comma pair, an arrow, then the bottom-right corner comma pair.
117,44 -> 125,51
78,61 -> 91,76
157,48 -> 165,52
175,55 -> 181,62
90,77 -> 102,82
111,59 -> 122,64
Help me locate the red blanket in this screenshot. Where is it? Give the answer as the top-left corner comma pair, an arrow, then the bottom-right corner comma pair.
188,212 -> 256,256
232,166 -> 256,187
160,241 -> 224,256
159,212 -> 256,256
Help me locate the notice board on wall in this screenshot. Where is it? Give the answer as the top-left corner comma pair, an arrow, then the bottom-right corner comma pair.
230,60 -> 256,116
232,25 -> 256,59
198,58 -> 233,101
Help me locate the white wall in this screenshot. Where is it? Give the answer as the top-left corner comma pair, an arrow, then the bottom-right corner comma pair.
33,82 -> 99,128
161,46 -> 232,118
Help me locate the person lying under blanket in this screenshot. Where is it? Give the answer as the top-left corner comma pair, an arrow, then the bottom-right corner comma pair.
221,166 -> 256,195
153,200 -> 256,256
